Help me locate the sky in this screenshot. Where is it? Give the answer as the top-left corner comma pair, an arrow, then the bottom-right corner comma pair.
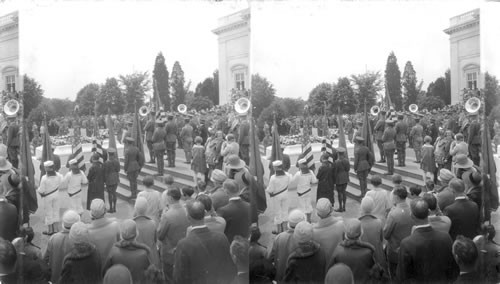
251,0 -> 483,99
15,0 -> 248,100
482,2 -> 500,77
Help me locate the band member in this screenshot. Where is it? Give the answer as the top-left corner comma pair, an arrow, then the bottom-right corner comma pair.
354,137 -> 374,197
180,118 -> 194,164
144,111 -> 156,164
38,160 -> 62,235
410,117 -> 424,163
124,137 -> 144,198
395,113 -> 408,167
238,116 -> 250,166
165,115 -> 178,167
266,160 -> 291,234
374,110 -> 386,163
467,113 -> 481,167
63,159 -> 88,215
103,148 -> 120,213
152,119 -> 167,176
6,117 -> 19,169
383,119 -> 397,175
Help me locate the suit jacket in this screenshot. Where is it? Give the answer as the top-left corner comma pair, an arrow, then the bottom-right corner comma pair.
384,202 -> 415,263
217,198 -> 251,243
395,120 -> 408,142
333,158 -> 350,185
199,124 -> 208,144
144,119 -> 155,141
238,120 -> 250,145
174,226 -> 237,284
354,145 -> 374,172
397,226 -> 459,283
152,127 -> 168,151
157,203 -> 190,264
382,126 -> 397,150
180,124 -> 194,143
374,119 -> 385,141
444,198 -> 480,240
165,120 -> 178,142
124,145 -> 144,173
468,121 -> 481,145
7,123 -> 19,147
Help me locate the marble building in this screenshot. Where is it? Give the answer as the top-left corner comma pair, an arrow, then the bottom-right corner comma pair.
0,11 -> 19,94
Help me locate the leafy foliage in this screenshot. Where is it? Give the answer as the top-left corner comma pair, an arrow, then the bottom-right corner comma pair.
119,71 -> 151,112
153,52 -> 170,110
28,98 -> 74,124
171,61 -> 187,110
444,69 -> 451,105
22,75 -> 44,118
385,51 -> 403,110
329,77 -> 358,114
402,61 -> 418,109
417,93 -> 445,110
307,83 -> 332,115
484,72 -> 500,116
257,97 -> 306,135
251,74 -> 276,119
194,74 -> 218,104
96,77 -> 125,115
75,83 -> 99,116
351,71 -> 383,111
187,95 -> 213,111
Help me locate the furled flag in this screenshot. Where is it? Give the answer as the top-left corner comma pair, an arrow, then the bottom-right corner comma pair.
361,103 -> 374,155
322,138 -> 334,157
302,142 -> 315,171
249,116 -> 267,221
40,117 -> 53,177
20,119 -> 38,221
337,107 -> 348,160
106,112 -> 117,158
481,113 -> 498,222
132,104 -> 145,154
269,117 -> 283,176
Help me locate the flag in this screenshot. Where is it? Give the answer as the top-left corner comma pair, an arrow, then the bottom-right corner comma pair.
337,107 -> 348,160
481,116 -> 498,222
132,105 -> 145,154
302,142 -> 315,171
249,117 -> 266,220
20,120 -> 37,218
40,118 -> 53,176
269,118 -> 283,176
362,104 -> 374,155
106,113 -> 117,157
322,138 -> 334,161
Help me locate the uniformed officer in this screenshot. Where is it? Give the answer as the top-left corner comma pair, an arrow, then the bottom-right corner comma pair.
374,110 -> 386,163
238,115 -> 250,165
353,137 -> 374,196
6,118 -> 19,169
410,116 -> 424,163
395,113 -> 408,167
144,111 -> 156,164
165,114 -> 178,167
180,118 -> 194,164
467,113 -> 481,167
124,137 -> 144,198
382,119 -> 397,175
152,119 -> 167,176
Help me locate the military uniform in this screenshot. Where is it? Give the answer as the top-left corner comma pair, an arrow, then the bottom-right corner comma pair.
382,121 -> 397,175
180,121 -> 194,163
6,121 -> 19,169
354,138 -> 374,196
468,117 -> 481,167
374,113 -> 386,162
165,116 -> 178,167
124,138 -> 144,197
395,116 -> 408,167
144,115 -> 156,163
410,121 -> 424,163
152,122 -> 167,175
238,119 -> 250,165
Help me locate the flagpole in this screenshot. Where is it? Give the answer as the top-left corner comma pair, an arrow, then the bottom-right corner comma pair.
18,90 -> 25,284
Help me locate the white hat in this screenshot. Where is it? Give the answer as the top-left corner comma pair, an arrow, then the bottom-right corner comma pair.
272,160 -> 283,167
44,161 -> 54,167
316,198 -> 332,217
288,209 -> 306,227
90,199 -> 106,218
294,221 -> 313,243
68,159 -> 78,165
69,222 -> 90,244
298,158 -> 307,165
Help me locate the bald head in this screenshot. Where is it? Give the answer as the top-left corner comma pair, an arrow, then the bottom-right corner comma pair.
186,200 -> 206,221
223,179 -> 239,195
410,199 -> 429,220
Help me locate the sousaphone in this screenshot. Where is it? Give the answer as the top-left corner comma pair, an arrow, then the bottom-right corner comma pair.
4,99 -> 19,118
465,97 -> 481,114
235,97 -> 251,115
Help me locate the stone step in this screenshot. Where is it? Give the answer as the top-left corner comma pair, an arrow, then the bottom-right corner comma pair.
119,157 -> 195,183
349,157 -> 423,181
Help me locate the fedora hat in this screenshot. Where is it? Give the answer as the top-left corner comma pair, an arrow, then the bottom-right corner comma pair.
454,154 -> 473,169
226,154 -> 246,169
0,157 -> 12,171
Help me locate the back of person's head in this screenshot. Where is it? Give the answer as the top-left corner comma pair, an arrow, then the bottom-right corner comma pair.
470,171 -> 482,186
250,258 -> 276,283
393,185 -> 408,200
167,187 -> 182,202
223,179 -> 240,195
449,178 -> 466,195
186,200 -> 206,221
197,180 -> 207,192
422,193 -> 438,211
453,235 -> 478,268
164,175 -> 174,185
392,174 -> 403,185
143,175 -> 154,187
325,263 -> 354,284
0,238 -> 16,275
371,175 -> 382,187
103,264 -> 133,284
426,179 -> 435,191
455,133 -> 464,141
410,199 -> 430,220
250,224 -> 261,243
344,218 -> 362,240
19,227 -> 35,243
360,196 -> 374,214
182,187 -> 195,198
230,236 -> 249,266
424,136 -> 432,143
409,186 -> 422,197
196,194 -> 213,212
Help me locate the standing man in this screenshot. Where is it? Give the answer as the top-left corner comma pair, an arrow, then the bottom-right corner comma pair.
152,119 -> 167,176
179,117 -> 194,164
395,113 -> 408,167
238,116 -> 250,166
410,117 -> 424,163
467,113 -> 481,167
353,137 -> 374,197
165,114 -> 178,168
144,111 -> 156,164
382,119 -> 397,175
199,119 -> 209,145
217,179 -> 251,243
374,110 -> 386,163
123,137 -> 144,198
103,148 -> 120,213
6,118 -> 19,169
428,118 -> 439,145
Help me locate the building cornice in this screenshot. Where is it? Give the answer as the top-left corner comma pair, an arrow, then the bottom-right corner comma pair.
444,20 -> 479,35
212,21 -> 248,35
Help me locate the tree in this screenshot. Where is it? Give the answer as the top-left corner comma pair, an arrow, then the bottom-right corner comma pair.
308,83 -> 333,115
170,61 -> 187,110
427,77 -> 447,103
251,74 -> 276,119
280,97 -> 306,118
96,77 -> 125,115
417,93 -> 445,110
153,52 -> 170,110
22,75 -> 44,118
119,71 -> 151,113
484,72 -> 500,116
213,70 -> 219,105
187,95 -> 213,111
28,98 -> 74,124
329,77 -> 358,114
194,76 -> 217,103
257,100 -> 289,135
75,83 -> 99,116
385,51 -> 403,110
402,61 -> 418,109
351,71 -> 383,111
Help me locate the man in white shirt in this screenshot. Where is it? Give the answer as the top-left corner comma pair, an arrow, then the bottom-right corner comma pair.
62,159 -> 88,214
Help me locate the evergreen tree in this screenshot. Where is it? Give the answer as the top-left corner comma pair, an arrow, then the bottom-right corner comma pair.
212,70 -> 219,105
22,75 -> 44,118
153,52 -> 170,110
402,61 -> 418,109
484,72 -> 500,116
444,69 -> 451,105
170,61 -> 186,110
385,51 -> 403,110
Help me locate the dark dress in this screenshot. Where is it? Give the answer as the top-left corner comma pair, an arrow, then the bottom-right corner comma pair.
316,162 -> 335,204
86,162 -> 105,209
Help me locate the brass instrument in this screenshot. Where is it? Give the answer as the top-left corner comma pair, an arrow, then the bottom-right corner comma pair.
465,97 -> 481,114
177,104 -> 187,114
370,105 -> 380,116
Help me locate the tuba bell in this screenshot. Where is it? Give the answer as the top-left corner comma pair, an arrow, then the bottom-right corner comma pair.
465,97 -> 481,114
139,106 -> 150,117
370,105 -> 380,116
177,104 -> 187,114
3,99 -> 19,117
235,97 -> 251,115
409,104 -> 418,113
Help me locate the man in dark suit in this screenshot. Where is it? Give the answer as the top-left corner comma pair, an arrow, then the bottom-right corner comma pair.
444,178 -> 480,240
217,179 -> 251,243
6,118 -> 19,169
383,119 -> 397,175
123,137 -> 144,198
174,200 -> 237,284
152,120 -> 167,176
395,114 -> 408,167
397,199 -> 459,282
374,110 -> 386,163
353,137 -> 374,197
165,115 -> 178,168
452,235 -> 480,283
238,117 -> 250,166
467,113 -> 481,167
143,112 -> 156,164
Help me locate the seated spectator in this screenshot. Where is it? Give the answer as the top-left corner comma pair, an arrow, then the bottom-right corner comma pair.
453,235 -> 479,283
325,263 -> 354,284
